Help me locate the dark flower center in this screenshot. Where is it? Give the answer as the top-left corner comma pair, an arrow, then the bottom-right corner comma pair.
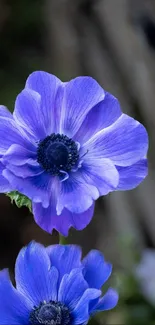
29,300 -> 71,325
37,133 -> 79,176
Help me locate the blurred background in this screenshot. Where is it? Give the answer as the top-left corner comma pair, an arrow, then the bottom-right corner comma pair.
0,0 -> 155,324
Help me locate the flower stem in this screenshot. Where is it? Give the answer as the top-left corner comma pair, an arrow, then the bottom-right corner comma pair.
59,234 -> 68,245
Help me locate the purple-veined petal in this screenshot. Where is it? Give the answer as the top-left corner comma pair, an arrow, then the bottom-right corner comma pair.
15,242 -> 58,305
81,158 -> 119,195
33,201 -> 95,235
46,245 -> 82,283
14,89 -> 47,140
25,71 -> 63,134
58,269 -> 88,310
74,92 -> 122,144
116,159 -> 148,190
81,114 -> 148,166
0,105 -> 13,119
82,250 -> 112,289
0,269 -> 32,325
57,172 -> 99,214
0,117 -> 36,154
59,76 -> 105,137
3,169 -> 51,208
0,161 -> 12,192
91,288 -> 119,312
71,288 -> 101,324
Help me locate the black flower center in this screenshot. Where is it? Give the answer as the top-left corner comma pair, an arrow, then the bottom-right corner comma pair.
29,301 -> 71,325
37,133 -> 79,176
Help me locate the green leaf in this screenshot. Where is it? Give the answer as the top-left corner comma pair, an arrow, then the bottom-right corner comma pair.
6,191 -> 32,212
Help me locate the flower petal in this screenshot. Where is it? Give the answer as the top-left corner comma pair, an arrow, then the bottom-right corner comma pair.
81,158 -> 119,195
81,114 -> 148,166
0,269 -> 32,324
58,269 -> 88,310
2,144 -> 43,178
15,242 -> 58,305
82,250 -> 112,289
57,172 -> 99,214
0,161 -> 12,192
2,144 -> 36,166
33,202 -> 95,235
0,117 -> 35,154
0,105 -> 13,119
3,169 -> 50,208
116,159 -> 148,190
92,288 -> 119,312
47,245 -> 82,285
71,288 -> 101,324
14,89 -> 47,139
74,92 -> 122,144
60,76 -> 105,137
25,71 -> 63,134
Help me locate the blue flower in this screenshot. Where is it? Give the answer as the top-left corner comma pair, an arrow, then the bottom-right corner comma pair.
0,71 -> 148,234
0,242 -> 118,324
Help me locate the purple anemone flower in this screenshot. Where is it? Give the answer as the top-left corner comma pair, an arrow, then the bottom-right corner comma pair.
0,71 -> 148,234
0,242 -> 118,324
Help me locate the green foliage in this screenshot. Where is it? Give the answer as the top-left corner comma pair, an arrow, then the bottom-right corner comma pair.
7,191 -> 32,212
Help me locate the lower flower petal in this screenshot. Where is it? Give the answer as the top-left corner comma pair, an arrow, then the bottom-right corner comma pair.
3,169 -> 50,207
91,288 -> 119,312
82,250 -> 112,289
81,158 -> 119,195
81,114 -> 148,166
0,161 -> 12,192
58,269 -> 88,310
33,201 -> 95,235
0,269 -> 32,325
57,173 -> 99,214
15,242 -> 58,306
71,289 -> 101,324
116,159 -> 148,190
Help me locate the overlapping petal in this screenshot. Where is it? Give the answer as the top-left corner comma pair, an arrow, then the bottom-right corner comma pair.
3,169 -> 51,208
0,117 -> 35,154
2,144 -> 36,166
58,269 -> 88,310
81,158 -> 119,195
25,71 -> 63,134
0,161 -> 12,192
74,92 -> 122,145
116,159 -> 148,190
91,288 -> 119,312
47,245 -> 82,282
81,114 -> 148,166
82,250 -> 112,289
15,242 -> 58,305
33,201 -> 95,235
71,288 -> 101,324
57,172 -> 99,214
0,269 -> 32,324
59,76 -> 105,137
14,89 -> 47,139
